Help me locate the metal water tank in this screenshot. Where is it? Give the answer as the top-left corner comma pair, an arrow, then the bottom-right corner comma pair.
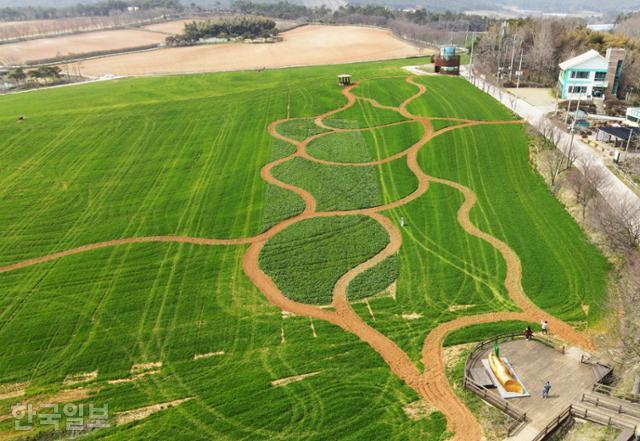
440,46 -> 456,60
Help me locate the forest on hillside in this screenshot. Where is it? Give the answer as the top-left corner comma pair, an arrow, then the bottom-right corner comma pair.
473,17 -> 640,102
2,0 -> 639,14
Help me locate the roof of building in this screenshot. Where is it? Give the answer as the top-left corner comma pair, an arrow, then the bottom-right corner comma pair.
586,24 -> 614,32
559,49 -> 607,71
598,126 -> 635,141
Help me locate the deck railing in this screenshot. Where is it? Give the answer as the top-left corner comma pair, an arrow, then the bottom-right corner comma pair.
530,406 -> 573,441
531,405 -> 639,441
581,393 -> 640,419
593,383 -> 640,404
570,405 -> 638,434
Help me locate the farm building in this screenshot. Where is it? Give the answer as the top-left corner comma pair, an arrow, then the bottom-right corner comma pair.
557,48 -> 625,100
337,74 -> 352,86
586,23 -> 615,32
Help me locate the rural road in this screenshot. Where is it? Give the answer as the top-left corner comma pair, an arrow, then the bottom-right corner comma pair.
461,66 -> 640,225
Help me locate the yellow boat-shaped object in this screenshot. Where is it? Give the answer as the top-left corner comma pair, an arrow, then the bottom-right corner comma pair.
488,352 -> 524,394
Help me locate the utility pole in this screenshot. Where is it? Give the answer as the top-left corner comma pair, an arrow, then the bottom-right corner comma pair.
569,91 -> 583,130
469,31 -> 476,77
497,21 -> 507,83
567,91 -> 584,160
515,48 -> 524,89
624,127 -> 635,162
508,33 -> 517,82
575,91 -> 583,120
565,94 -> 574,125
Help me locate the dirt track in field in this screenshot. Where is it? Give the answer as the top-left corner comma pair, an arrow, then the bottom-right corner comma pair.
0,76 -> 594,440
70,25 -> 423,77
243,77 -> 593,440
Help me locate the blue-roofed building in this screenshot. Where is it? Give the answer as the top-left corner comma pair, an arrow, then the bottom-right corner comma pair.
557,48 -> 625,100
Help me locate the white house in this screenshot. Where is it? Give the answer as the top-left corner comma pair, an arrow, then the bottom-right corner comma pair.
626,108 -> 640,127
557,48 -> 625,100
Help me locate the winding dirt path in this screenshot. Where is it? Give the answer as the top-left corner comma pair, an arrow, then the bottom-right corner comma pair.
1,75 -> 595,440
245,76 -> 594,439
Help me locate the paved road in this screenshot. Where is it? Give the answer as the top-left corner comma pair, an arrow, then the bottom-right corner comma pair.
461,67 -> 640,226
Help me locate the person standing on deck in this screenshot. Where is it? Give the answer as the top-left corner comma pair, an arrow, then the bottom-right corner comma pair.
542,381 -> 551,398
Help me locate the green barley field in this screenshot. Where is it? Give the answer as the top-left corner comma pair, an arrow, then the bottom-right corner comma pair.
0,58 -> 609,440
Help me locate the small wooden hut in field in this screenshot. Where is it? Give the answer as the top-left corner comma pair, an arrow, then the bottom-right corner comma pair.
337,74 -> 352,86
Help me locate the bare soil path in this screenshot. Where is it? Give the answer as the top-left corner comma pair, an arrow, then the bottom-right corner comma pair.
0,76 -> 594,441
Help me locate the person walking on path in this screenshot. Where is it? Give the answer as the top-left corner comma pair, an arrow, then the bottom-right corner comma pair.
541,320 -> 548,335
524,326 -> 533,341
542,381 -> 551,398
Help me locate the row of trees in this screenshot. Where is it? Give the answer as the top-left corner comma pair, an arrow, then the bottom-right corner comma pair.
231,1 -> 497,46
0,13 -> 166,42
0,0 -> 182,21
1,66 -> 63,87
233,0 -> 493,29
615,12 -> 640,39
166,16 -> 278,46
232,1 -> 328,21
531,122 -> 640,373
473,18 -> 640,102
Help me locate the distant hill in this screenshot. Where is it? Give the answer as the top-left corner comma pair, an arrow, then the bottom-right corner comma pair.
1,0 -> 639,14
196,0 -> 640,13
0,0 -> 99,5
0,0 -> 105,6
339,0 -> 640,13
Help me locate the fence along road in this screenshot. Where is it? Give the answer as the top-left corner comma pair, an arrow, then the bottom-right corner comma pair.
460,66 -> 640,230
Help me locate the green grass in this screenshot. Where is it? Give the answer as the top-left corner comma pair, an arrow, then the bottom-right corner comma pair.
0,58 -> 425,267
307,121 -> 423,163
0,57 -> 453,440
0,54 -> 609,440
259,216 -> 389,304
352,77 -> 418,108
262,139 -> 305,230
272,156 -> 417,212
348,254 -> 398,301
430,119 -> 467,131
273,157 -> 383,211
324,99 -> 408,129
0,242 -> 445,440
276,118 -> 329,141
352,123 -> 608,362
349,182 -> 520,361
407,76 -> 516,121
418,124 -> 610,323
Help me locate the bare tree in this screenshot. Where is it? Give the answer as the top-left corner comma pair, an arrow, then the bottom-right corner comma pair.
615,250 -> 640,365
529,20 -> 556,83
595,197 -> 640,252
568,161 -> 608,219
541,149 -> 566,192
565,142 -> 578,169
